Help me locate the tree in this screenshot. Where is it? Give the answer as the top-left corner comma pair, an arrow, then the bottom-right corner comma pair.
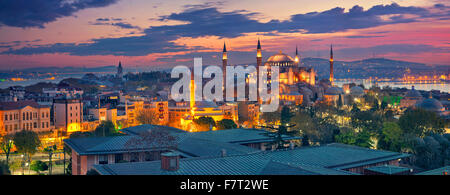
260,110 -> 281,125
86,169 -> 100,175
216,119 -> 237,130
0,134 -> 14,164
380,100 -> 388,110
260,124 -> 297,150
337,95 -> 343,108
410,135 -> 449,169
193,116 -> 216,131
30,160 -> 48,174
136,108 -> 159,125
371,98 -> 379,111
399,108 -> 445,137
335,132 -> 357,146
290,111 -> 316,140
13,130 -> 41,162
94,121 -> 117,137
335,130 -> 373,148
377,122 -> 403,152
280,106 -> 293,125
351,103 -> 360,114
301,135 -> 310,147
0,160 -> 11,175
69,131 -> 93,138
351,110 -> 383,134
44,145 -> 57,175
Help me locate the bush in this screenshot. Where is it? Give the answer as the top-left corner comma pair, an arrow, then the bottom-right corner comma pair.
30,160 -> 48,173
0,160 -> 11,175
86,169 -> 100,175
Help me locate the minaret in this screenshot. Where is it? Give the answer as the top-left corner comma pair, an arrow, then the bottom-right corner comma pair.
190,68 -> 195,110
222,42 -> 227,101
256,39 -> 262,103
294,45 -> 300,65
117,61 -> 123,79
256,39 -> 262,67
329,44 -> 334,86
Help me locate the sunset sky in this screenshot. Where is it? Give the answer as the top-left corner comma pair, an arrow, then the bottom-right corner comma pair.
0,0 -> 449,69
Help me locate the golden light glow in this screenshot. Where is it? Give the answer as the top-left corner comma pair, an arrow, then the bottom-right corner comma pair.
67,123 -> 81,133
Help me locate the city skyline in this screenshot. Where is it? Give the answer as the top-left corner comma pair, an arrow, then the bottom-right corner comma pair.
0,0 -> 449,69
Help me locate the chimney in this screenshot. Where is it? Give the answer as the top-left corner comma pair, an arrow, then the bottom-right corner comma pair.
221,149 -> 227,157
161,152 -> 180,171
289,142 -> 295,150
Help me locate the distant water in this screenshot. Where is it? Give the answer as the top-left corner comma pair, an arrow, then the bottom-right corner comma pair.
1,76 -> 448,93
0,75 -> 83,89
335,79 -> 450,93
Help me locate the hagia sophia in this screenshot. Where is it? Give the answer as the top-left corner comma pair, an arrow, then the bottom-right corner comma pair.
108,39 -> 447,132
220,39 -> 340,107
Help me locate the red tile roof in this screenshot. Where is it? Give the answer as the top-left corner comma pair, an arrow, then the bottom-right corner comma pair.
0,100 -> 49,110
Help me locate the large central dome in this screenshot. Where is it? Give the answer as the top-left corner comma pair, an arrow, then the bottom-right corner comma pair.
265,51 -> 296,67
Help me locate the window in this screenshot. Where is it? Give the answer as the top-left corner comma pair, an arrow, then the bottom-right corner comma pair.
46,112 -> 49,118
42,122 -> 45,128
169,158 -> 176,168
130,153 -> 139,162
5,125 -> 8,131
23,113 -> 25,120
144,152 -> 151,161
9,114 -> 12,120
46,122 -> 49,128
14,124 -> 17,130
34,122 -> 37,128
4,114 -> 7,121
98,155 -> 108,164
42,113 -> 44,118
114,154 -> 124,163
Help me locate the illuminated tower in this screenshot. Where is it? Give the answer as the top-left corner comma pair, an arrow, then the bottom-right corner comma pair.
329,44 -> 334,85
222,42 -> 227,101
256,39 -> 262,67
190,69 -> 196,116
294,45 -> 300,65
256,39 -> 262,103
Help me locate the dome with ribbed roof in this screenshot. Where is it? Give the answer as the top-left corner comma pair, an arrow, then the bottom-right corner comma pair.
264,51 -> 296,67
350,86 -> 364,96
416,98 -> 445,112
195,101 -> 218,108
325,87 -> 344,95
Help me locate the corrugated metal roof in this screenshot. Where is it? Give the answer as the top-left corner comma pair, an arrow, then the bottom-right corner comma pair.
94,154 -> 318,175
365,165 -> 410,174
416,166 -> 450,175
187,128 -> 300,144
64,133 -> 257,157
93,144 -> 409,175
255,143 -> 410,169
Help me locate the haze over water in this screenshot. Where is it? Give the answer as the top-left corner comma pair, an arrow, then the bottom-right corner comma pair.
335,79 -> 450,93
